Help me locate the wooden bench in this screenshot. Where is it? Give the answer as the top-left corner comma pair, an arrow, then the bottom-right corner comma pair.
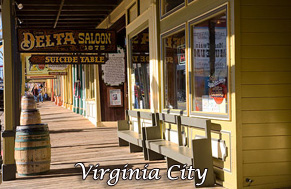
144,113 -> 215,187
117,110 -> 156,160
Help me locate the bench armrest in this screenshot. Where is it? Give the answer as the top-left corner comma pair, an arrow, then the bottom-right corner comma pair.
192,138 -> 215,187
118,120 -> 129,131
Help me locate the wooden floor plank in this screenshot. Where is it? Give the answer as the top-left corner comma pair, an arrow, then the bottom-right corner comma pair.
1,102 -> 223,188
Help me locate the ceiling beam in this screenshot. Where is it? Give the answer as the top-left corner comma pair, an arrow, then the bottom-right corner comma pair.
17,13 -> 108,17
54,0 -> 65,28
19,25 -> 99,28
17,8 -> 112,12
22,4 -> 117,7
19,0 -> 120,5
20,17 -> 104,21
21,21 -> 101,25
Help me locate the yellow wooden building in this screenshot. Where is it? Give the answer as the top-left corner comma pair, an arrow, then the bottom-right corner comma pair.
1,0 -> 290,188
96,0 -> 291,188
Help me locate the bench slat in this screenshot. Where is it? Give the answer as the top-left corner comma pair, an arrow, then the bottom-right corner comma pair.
159,113 -> 176,123
118,130 -> 142,147
140,112 -> 155,121
147,140 -> 192,165
128,110 -> 140,117
180,116 -> 208,129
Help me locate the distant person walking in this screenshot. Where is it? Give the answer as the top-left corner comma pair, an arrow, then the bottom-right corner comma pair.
38,86 -> 44,103
32,85 -> 39,102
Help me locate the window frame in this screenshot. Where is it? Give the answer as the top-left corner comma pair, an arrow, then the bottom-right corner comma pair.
187,0 -> 196,5
188,5 -> 231,120
128,25 -> 151,110
85,65 -> 95,100
161,24 -> 187,116
160,0 -> 185,20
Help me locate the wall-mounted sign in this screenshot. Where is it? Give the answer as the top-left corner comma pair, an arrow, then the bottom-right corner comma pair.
107,87 -> 123,107
29,55 -> 106,64
18,29 -> 116,53
102,46 -> 125,86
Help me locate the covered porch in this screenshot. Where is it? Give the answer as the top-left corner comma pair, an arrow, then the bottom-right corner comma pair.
1,102 -> 219,188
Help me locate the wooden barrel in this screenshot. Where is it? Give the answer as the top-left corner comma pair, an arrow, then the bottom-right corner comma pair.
15,124 -> 51,176
20,109 -> 41,125
21,96 -> 36,110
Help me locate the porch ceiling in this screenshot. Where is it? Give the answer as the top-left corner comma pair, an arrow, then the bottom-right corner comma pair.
15,0 -> 122,29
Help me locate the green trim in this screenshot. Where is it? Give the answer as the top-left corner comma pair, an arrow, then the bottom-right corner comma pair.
73,65 -> 76,113
16,132 -> 49,136
79,65 -> 83,115
15,138 -> 49,142
16,160 -> 50,165
15,145 -> 51,151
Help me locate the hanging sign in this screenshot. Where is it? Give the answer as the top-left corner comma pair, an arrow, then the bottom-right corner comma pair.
49,72 -> 67,75
26,56 -> 68,76
29,55 -> 106,64
18,29 -> 116,53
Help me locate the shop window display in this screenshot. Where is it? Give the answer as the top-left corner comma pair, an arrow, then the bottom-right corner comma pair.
191,13 -> 228,114
163,30 -> 186,110
130,28 -> 151,109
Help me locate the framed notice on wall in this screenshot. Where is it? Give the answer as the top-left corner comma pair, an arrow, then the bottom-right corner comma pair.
107,87 -> 123,107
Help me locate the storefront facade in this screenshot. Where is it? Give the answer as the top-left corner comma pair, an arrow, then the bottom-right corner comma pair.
97,0 -> 291,188
2,0 -> 290,187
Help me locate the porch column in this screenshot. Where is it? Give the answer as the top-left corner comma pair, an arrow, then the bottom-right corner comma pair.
95,65 -> 102,126
1,0 -> 21,181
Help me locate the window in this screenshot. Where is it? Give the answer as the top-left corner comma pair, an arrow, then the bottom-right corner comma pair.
160,0 -> 184,18
86,65 -> 95,99
163,29 -> 186,110
130,28 -> 151,109
191,12 -> 228,116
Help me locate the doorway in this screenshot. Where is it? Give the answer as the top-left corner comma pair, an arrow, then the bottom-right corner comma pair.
99,16 -> 127,121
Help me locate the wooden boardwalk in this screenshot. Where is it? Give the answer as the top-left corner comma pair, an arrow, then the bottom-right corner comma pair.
1,102 -> 223,189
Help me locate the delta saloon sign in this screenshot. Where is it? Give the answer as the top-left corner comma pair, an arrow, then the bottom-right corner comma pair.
18,29 -> 116,53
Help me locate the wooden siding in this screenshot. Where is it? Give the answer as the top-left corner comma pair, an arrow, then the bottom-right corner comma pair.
240,0 -> 291,188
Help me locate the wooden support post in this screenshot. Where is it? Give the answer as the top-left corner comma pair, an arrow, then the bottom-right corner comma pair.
95,65 -> 102,127
21,54 -> 26,96
1,0 -> 19,181
51,79 -> 54,102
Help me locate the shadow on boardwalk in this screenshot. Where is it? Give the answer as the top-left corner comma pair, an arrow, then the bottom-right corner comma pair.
0,102 -> 223,189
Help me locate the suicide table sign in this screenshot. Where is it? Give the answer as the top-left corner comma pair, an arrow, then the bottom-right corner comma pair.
29,55 -> 106,64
